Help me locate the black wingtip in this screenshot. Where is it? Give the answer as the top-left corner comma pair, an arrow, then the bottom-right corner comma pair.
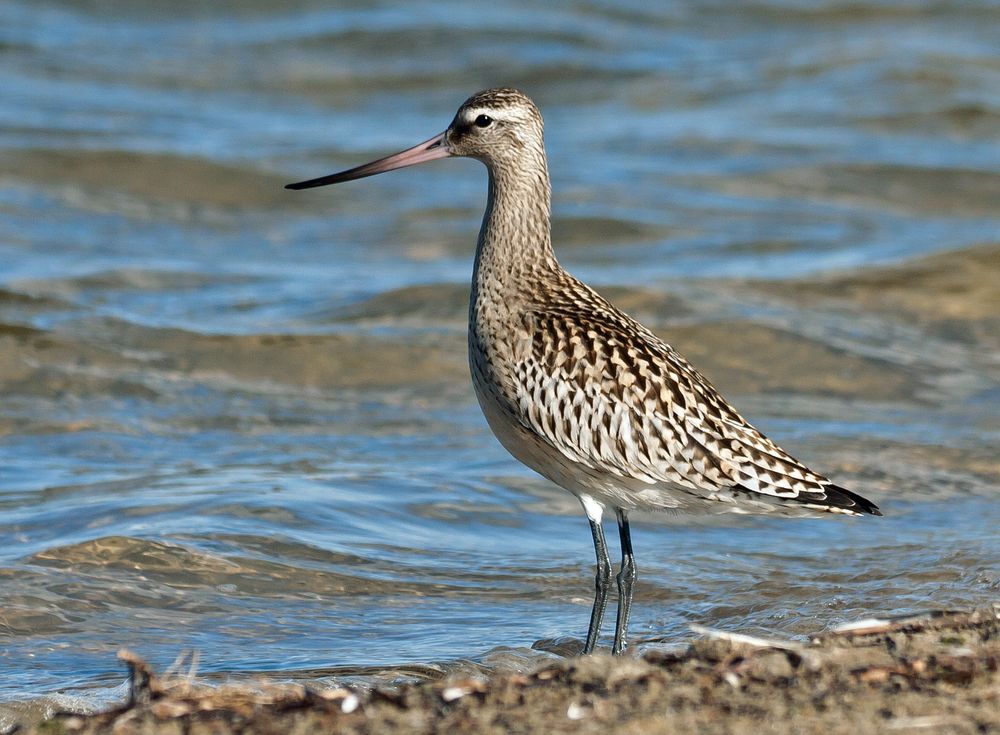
825,484 -> 882,517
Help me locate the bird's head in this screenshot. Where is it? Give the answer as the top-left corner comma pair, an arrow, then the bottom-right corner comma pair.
285,88 -> 543,190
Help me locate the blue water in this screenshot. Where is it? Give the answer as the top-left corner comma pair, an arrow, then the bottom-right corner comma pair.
1,0 -> 999,726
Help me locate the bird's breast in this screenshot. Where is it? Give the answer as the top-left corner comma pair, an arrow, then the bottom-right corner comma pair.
468,297 -> 531,403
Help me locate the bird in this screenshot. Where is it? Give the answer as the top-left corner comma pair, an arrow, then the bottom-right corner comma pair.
285,88 -> 882,656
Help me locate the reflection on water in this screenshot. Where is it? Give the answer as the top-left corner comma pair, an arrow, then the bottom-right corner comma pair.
1,0 -> 999,727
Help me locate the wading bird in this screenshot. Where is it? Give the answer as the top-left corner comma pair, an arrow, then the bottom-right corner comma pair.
286,88 -> 881,655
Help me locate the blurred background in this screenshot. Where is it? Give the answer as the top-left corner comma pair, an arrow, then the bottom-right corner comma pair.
1,0 -> 998,725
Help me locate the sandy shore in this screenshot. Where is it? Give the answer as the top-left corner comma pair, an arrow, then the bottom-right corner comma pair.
25,608 -> 999,735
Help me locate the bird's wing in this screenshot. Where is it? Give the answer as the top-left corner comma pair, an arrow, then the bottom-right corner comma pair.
509,294 -> 875,514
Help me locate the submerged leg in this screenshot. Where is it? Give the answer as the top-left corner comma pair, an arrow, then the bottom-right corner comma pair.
580,496 -> 611,655
612,508 -> 636,655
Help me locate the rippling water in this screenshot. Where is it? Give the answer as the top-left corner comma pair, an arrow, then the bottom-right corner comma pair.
2,0 -> 999,726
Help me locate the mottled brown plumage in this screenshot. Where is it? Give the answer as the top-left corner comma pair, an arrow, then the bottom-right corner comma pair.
460,90 -> 877,519
286,87 -> 881,657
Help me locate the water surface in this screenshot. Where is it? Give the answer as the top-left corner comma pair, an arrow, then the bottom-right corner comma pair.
2,0 -> 999,726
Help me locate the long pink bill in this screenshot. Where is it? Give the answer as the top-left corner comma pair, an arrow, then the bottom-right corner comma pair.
285,132 -> 451,190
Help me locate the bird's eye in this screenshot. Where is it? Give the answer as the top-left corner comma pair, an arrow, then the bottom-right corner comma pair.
474,114 -> 494,128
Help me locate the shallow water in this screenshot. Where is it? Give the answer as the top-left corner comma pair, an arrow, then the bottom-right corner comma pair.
2,0 -> 999,725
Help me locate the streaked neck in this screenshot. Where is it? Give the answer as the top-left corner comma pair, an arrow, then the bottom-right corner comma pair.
473,159 -> 558,303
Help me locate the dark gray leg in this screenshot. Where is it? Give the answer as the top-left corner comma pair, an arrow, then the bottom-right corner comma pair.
583,517 -> 612,654
612,509 -> 636,655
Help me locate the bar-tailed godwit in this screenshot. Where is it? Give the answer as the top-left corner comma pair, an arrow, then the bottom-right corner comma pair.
287,88 -> 881,655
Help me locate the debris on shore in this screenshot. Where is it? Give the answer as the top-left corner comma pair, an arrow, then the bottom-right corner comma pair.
26,607 -> 1000,735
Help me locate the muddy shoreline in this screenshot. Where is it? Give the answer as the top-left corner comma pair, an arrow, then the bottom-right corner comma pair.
23,608 -> 999,735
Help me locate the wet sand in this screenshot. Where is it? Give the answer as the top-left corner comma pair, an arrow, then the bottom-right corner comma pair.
26,608 -> 1000,735
751,242 -> 1000,350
